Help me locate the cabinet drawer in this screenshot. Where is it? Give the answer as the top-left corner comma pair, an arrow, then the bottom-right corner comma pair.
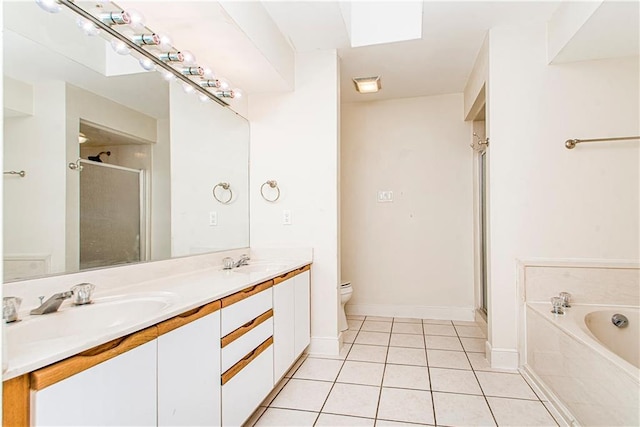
221,286 -> 272,336
222,315 -> 273,372
221,342 -> 273,427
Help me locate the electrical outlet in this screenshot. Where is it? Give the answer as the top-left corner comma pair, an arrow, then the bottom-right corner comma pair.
209,211 -> 217,226
283,210 -> 292,225
377,190 -> 393,202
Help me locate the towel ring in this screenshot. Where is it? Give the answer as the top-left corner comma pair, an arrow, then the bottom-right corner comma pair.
213,182 -> 233,204
260,180 -> 280,202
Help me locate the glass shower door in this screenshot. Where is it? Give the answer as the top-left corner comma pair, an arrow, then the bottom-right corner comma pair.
79,160 -> 144,270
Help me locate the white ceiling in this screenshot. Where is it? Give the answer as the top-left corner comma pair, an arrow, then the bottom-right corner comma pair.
263,1 -> 562,103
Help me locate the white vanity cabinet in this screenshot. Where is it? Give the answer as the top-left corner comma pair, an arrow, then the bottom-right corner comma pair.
30,328 -> 158,427
157,301 -> 221,426
273,266 -> 311,382
220,281 -> 275,427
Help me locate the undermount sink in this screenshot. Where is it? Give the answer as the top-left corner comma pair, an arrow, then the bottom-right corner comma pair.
232,263 -> 291,274
7,292 -> 175,349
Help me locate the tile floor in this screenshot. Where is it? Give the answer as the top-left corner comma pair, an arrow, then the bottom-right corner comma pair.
245,316 -> 560,427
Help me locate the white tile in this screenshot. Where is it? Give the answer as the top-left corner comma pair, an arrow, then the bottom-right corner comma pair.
347,315 -> 366,321
475,372 -> 539,400
377,387 -> 434,425
423,324 -> 457,336
355,331 -> 390,346
322,383 -> 380,419
284,355 -> 307,378
361,320 -> 393,333
422,319 -> 452,325
460,337 -> 486,353
488,397 -> 557,426
348,319 -> 364,331
432,392 -> 496,426
453,320 -> 479,326
262,377 -> 289,406
293,357 -> 344,382
427,349 -> 471,370
244,406 -> 266,427
365,316 -> 393,322
347,344 -> 388,363
393,317 -> 422,324
390,333 -> 425,349
270,379 -> 333,412
429,367 -> 482,395
342,330 -> 358,344
337,361 -> 385,386
311,344 -> 352,361
375,420 -> 430,427
254,408 -> 318,426
315,413 -> 374,427
382,364 -> 430,390
386,347 -> 427,366
455,325 -> 486,338
392,322 -> 424,335
425,335 -> 463,351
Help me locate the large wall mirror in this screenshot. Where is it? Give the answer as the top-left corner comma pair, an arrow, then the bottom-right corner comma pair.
3,1 -> 250,282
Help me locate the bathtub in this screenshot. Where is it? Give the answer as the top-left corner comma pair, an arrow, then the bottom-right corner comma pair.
524,303 -> 639,426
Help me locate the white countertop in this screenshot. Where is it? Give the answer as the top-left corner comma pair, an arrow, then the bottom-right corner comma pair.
3,252 -> 311,381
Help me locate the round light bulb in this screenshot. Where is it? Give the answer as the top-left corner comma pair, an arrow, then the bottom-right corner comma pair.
110,39 -> 130,55
162,71 -> 176,82
158,33 -> 173,52
198,93 -> 210,103
232,89 -> 243,99
76,17 -> 100,36
181,50 -> 196,65
219,79 -> 230,90
35,0 -> 61,13
182,83 -> 195,94
203,67 -> 215,79
126,9 -> 146,29
138,57 -> 156,71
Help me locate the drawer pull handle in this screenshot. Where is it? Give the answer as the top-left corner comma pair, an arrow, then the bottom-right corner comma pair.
243,285 -> 258,294
221,336 -> 273,385
221,309 -> 273,347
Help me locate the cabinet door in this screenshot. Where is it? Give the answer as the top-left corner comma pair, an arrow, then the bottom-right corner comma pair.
294,270 -> 311,357
158,311 -> 221,426
33,340 -> 157,426
273,278 -> 295,382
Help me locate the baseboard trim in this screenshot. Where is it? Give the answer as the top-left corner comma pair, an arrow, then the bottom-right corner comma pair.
520,366 -> 576,427
308,335 -> 341,357
346,303 -> 475,321
485,340 -> 519,371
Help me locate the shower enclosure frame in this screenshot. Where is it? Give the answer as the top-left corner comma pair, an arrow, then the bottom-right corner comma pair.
78,159 -> 148,268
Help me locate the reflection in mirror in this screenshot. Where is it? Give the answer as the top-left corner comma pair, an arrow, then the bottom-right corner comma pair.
2,1 -> 250,282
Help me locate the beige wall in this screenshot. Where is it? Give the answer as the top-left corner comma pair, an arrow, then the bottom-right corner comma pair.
249,50 -> 341,355
486,22 -> 640,368
341,94 -> 474,319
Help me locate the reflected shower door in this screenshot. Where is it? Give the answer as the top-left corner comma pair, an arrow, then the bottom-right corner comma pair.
79,160 -> 144,270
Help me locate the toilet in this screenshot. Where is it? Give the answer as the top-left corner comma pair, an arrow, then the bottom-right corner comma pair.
339,281 -> 353,332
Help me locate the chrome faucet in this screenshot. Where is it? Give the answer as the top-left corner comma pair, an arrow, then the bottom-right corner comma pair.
30,291 -> 74,315
233,254 -> 251,268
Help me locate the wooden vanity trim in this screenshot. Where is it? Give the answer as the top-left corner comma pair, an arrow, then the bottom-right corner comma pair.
221,309 -> 273,348
30,326 -> 158,391
273,264 -> 311,285
221,336 -> 273,386
2,374 -> 29,427
221,279 -> 273,308
157,300 -> 221,336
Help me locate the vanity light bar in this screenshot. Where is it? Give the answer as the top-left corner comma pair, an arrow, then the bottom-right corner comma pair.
99,11 -> 130,25
56,0 -> 229,107
131,33 -> 160,46
215,90 -> 235,99
182,67 -> 204,76
200,79 -> 221,88
158,52 -> 184,63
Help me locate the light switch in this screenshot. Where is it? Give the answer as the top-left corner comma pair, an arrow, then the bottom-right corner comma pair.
377,191 -> 393,202
209,211 -> 217,226
283,210 -> 292,225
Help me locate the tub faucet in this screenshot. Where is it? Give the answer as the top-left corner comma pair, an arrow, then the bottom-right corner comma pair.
233,254 -> 251,268
30,291 -> 74,315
